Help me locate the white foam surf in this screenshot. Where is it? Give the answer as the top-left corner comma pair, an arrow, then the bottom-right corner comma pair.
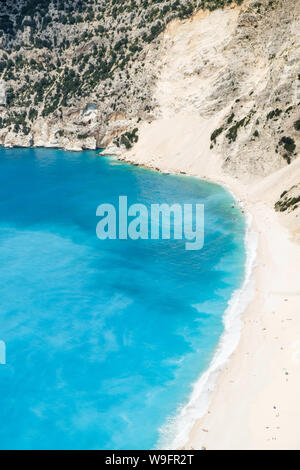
157,204 -> 258,450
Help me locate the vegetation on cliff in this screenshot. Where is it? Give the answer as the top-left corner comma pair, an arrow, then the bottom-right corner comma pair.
0,0 -> 243,143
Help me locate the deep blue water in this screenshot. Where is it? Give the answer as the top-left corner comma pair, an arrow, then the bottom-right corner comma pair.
0,147 -> 246,449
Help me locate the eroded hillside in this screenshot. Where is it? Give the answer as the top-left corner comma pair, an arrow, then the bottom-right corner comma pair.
119,0 -> 299,178
0,0 -> 239,150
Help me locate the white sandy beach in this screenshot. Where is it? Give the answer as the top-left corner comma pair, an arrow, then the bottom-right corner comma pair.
187,201 -> 300,450
186,167 -> 300,450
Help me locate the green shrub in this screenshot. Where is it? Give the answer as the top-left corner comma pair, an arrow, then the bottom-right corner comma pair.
279,136 -> 296,154
210,127 -> 223,142
226,117 -> 246,143
294,119 -> 300,131
266,108 -> 282,120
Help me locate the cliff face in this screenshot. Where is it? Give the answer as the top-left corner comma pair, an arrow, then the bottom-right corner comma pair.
0,0 -> 299,182
120,0 -> 299,178
0,0 -> 237,151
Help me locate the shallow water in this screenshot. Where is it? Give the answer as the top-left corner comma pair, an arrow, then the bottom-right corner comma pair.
0,148 -> 246,449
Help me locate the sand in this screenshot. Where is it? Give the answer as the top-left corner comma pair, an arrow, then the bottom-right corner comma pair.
187,182 -> 300,450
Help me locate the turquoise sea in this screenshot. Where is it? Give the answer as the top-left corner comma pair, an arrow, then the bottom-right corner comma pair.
0,147 -> 246,449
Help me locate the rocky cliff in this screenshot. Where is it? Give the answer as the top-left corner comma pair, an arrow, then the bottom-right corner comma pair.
0,0 -> 239,151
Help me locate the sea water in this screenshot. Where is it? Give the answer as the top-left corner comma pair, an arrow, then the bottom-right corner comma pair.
0,148 -> 246,449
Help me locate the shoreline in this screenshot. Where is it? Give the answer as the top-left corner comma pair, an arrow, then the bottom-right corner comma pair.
108,152 -> 259,448
2,145 -> 262,448
116,153 -> 259,449
115,148 -> 300,450
2,144 -> 300,448
161,206 -> 258,450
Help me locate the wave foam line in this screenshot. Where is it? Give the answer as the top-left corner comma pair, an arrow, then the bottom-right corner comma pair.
157,206 -> 258,450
